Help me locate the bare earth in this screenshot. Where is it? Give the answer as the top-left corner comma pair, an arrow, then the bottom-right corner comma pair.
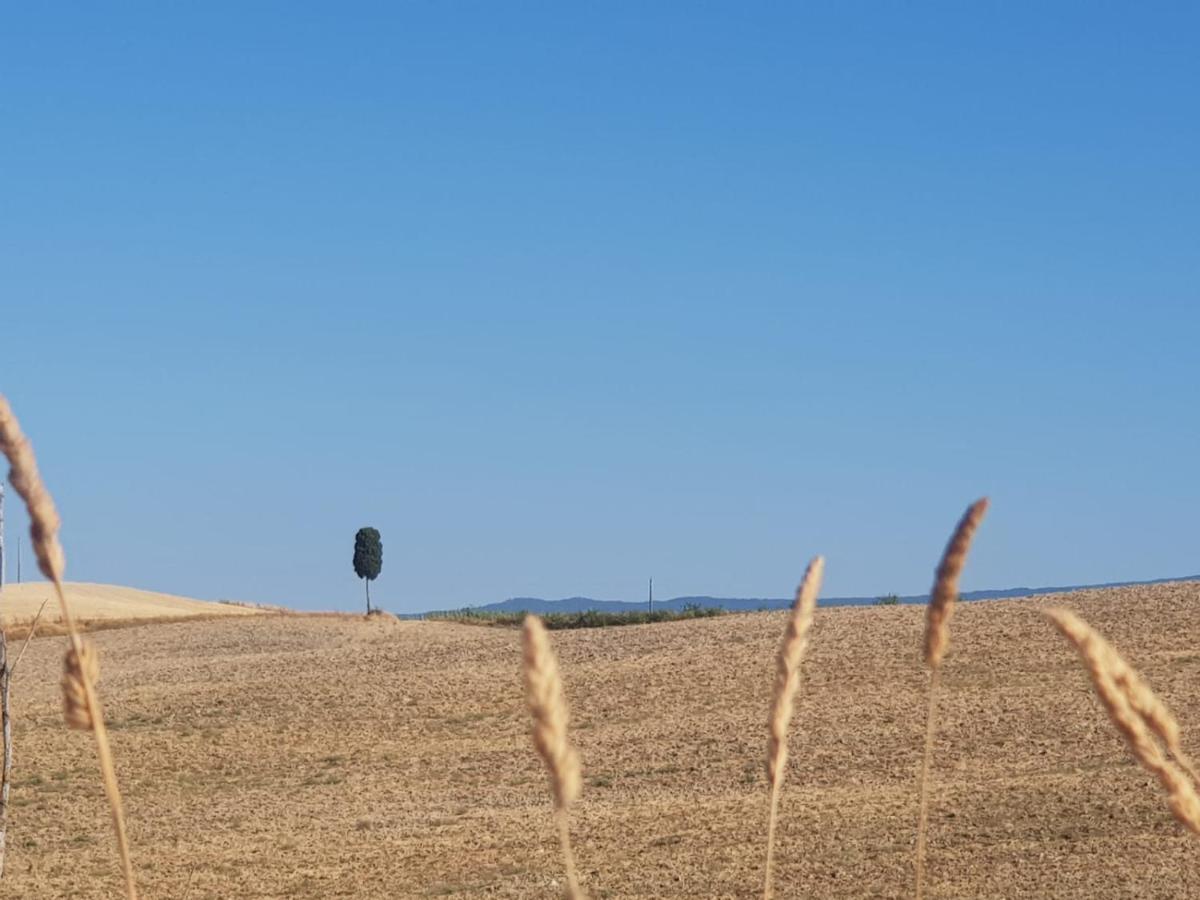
0,581 -> 264,626
4,581 -> 1200,898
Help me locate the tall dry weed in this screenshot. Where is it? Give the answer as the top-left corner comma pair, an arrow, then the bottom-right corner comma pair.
522,614 -> 586,900
762,555 -> 824,900
0,395 -> 137,899
914,497 -> 988,900
1045,607 -> 1200,832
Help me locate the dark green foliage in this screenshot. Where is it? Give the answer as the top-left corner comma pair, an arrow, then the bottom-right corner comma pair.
425,605 -> 724,630
876,593 -> 900,606
353,527 -> 383,580
353,527 -> 383,612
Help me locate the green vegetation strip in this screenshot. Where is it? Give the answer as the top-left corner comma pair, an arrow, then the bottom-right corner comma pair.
425,605 -> 725,629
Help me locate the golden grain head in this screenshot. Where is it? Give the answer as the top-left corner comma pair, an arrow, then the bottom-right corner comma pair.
62,640 -> 100,731
766,555 -> 824,788
522,615 -> 582,810
0,393 -> 67,583
763,555 -> 825,900
923,497 -> 989,669
1044,607 -> 1200,836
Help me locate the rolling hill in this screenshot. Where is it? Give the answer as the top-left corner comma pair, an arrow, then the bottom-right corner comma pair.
0,581 -> 267,625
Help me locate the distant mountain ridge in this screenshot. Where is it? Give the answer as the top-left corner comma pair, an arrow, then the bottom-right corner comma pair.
415,574 -> 1200,617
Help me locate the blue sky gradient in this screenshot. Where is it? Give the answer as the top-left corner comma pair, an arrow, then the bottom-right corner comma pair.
3,4 -> 1198,611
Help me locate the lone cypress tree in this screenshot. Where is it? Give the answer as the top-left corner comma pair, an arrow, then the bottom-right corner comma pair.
352,526 -> 383,613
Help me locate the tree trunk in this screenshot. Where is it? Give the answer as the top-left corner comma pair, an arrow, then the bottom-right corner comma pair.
365,578 -> 371,614
0,631 -> 10,879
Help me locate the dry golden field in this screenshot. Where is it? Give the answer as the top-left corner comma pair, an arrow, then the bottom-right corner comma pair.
4,580 -> 1200,898
0,581 -> 264,632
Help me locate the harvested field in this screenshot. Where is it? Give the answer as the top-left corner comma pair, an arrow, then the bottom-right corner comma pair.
4,580 -> 1200,898
0,581 -> 265,629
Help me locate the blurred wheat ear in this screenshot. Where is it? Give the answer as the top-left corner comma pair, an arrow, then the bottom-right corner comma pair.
0,395 -> 138,900
1045,607 -> 1200,833
522,614 -> 586,900
914,497 -> 988,900
762,555 -> 824,900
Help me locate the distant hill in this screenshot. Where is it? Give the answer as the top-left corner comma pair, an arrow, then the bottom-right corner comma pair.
413,574 -> 1200,618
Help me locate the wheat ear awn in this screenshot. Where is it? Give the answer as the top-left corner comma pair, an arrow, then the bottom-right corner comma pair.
762,555 -> 824,900
1044,607 -> 1200,833
915,497 -> 988,900
522,614 -> 586,900
0,395 -> 138,899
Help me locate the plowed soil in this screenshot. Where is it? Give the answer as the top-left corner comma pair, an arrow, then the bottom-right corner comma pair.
4,580 -> 1200,898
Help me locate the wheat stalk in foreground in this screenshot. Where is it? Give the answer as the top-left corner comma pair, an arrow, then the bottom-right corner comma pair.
1044,607 -> 1200,833
762,555 -> 824,900
0,395 -> 138,899
915,496 -> 988,900
522,615 -> 586,900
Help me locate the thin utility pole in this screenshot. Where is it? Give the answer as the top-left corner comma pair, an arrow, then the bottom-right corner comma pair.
648,577 -> 653,614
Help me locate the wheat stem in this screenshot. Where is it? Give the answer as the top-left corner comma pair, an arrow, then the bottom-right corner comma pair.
763,555 -> 824,900
915,497 -> 988,900
557,806 -> 582,900
914,666 -> 941,900
0,395 -> 137,899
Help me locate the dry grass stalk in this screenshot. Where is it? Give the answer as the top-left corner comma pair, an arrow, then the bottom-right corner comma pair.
1044,607 -> 1200,833
915,497 -> 988,900
8,596 -> 49,676
0,395 -> 138,899
522,614 -> 586,900
1,596 -> 50,878
762,555 -> 824,900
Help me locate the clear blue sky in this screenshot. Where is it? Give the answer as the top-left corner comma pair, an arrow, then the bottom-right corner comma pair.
2,4 -> 1197,612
